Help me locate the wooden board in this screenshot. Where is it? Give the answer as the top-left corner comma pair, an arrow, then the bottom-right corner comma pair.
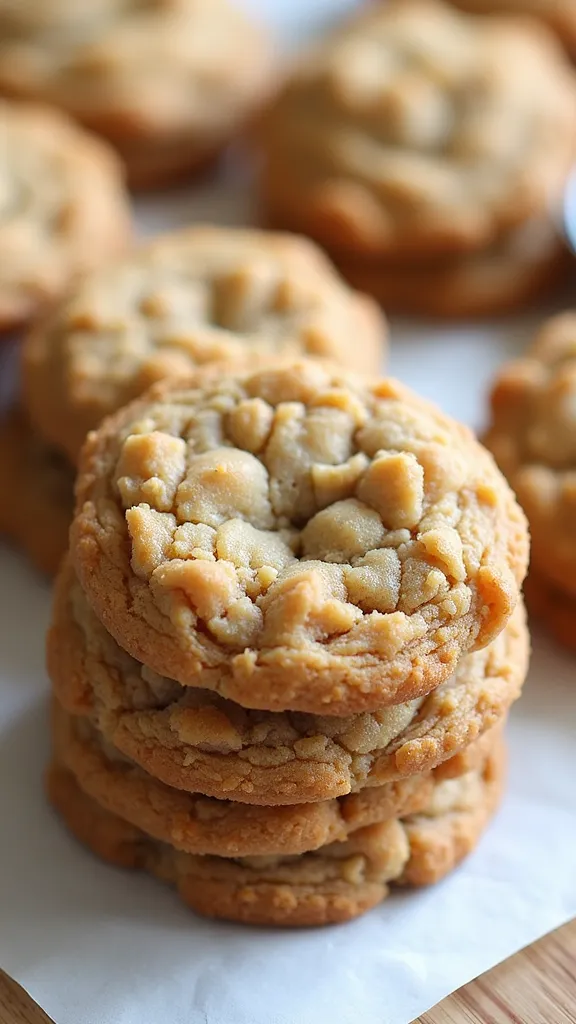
416,917 -> 576,1023
1,919 -> 575,1024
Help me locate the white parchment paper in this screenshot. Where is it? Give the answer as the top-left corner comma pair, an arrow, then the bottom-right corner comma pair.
1,2 -> 576,1021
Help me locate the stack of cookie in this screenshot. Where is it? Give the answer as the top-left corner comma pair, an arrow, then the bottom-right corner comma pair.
0,0 -> 274,189
256,0 -> 576,318
4,226 -> 384,575
46,360 -> 530,926
485,312 -> 576,653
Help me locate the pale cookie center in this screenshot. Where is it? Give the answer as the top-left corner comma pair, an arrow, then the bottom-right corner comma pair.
109,370 -> 510,654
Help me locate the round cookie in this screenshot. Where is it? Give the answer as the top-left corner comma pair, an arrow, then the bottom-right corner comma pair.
0,410 -> 73,575
523,571 -> 576,654
446,0 -> 576,59
23,227 -> 386,464
48,557 -> 527,803
0,99 -> 130,332
71,362 -> 529,715
335,218 -> 570,319
485,311 -> 576,598
51,696 -> 457,858
0,0 -> 273,189
46,740 -> 505,926
256,0 -> 576,260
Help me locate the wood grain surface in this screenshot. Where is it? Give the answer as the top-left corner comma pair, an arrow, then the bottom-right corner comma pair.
0,973 -> 54,1024
1,919 -> 575,1024
416,917 -> 576,1023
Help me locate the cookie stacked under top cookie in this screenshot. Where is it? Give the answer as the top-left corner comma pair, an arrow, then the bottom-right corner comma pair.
46,360 -> 530,925
485,312 -> 576,651
256,0 -> 576,317
3,227 -> 385,576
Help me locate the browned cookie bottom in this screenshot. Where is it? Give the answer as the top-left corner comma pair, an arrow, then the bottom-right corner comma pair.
46,740 -> 505,927
323,219 -> 570,320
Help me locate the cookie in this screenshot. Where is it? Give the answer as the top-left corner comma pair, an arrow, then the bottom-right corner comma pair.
46,740 -> 505,926
0,0 -> 273,189
71,361 -> 528,715
485,311 -> 576,598
48,556 -> 527,803
22,227 -> 386,463
256,0 -> 576,260
523,571 -> 576,654
446,0 -> 576,59
334,217 -> 570,319
0,99 -> 130,333
0,410 -> 73,575
51,696 -> 454,858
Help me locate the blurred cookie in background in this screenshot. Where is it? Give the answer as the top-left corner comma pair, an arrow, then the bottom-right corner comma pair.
22,226 -> 386,464
335,218 -> 571,320
0,0 -> 275,189
0,99 -> 130,334
446,0 -> 576,59
0,409 -> 73,576
485,311 -> 576,652
256,0 -> 576,317
523,572 -> 576,654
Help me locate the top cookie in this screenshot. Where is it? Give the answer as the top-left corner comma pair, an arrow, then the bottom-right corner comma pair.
0,99 -> 130,332
71,361 -> 528,715
0,0 -> 272,187
22,227 -> 385,464
256,0 -> 576,258
485,311 -> 576,597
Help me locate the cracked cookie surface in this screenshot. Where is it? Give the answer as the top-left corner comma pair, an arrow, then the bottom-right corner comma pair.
485,312 -> 576,598
71,362 -> 528,715
0,0 -> 273,188
69,364 -> 528,713
49,556 -> 526,802
0,99 -> 130,332
46,739 -> 505,926
23,227 -> 385,463
0,411 -> 73,575
257,0 -> 576,259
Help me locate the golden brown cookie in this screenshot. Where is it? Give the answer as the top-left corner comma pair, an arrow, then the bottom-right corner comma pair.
71,362 -> 529,715
46,739 -> 505,926
0,0 -> 273,189
0,410 -> 73,575
0,99 -> 130,333
334,218 -> 570,319
446,0 -> 576,59
23,227 -> 386,463
256,0 -> 576,261
523,571 -> 576,653
51,696 -> 459,857
485,311 -> 576,598
48,556 -> 527,803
